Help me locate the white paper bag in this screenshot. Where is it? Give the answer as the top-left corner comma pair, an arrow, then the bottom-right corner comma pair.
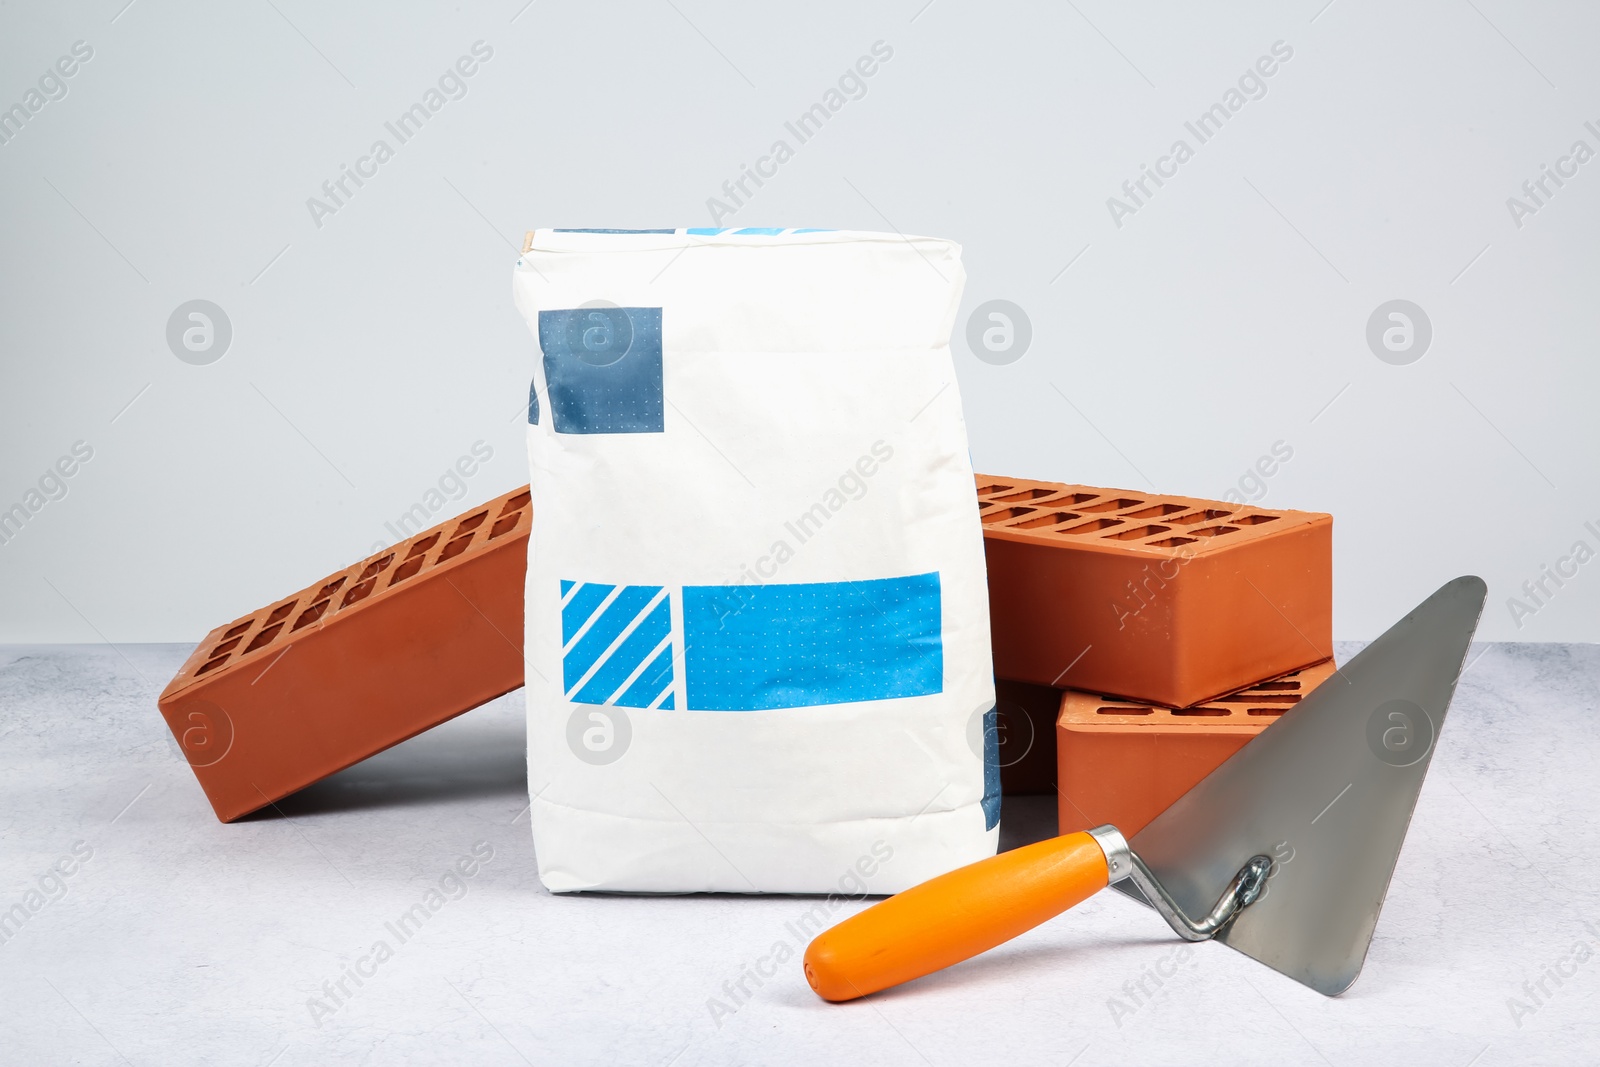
512,227 -> 997,893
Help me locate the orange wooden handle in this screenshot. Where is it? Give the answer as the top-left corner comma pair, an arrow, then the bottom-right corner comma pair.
803,832 -> 1110,1002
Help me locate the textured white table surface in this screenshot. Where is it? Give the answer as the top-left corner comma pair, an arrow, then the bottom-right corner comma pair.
0,642 -> 1595,1067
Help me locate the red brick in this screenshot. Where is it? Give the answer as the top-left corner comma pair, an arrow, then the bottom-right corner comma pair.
157,487 -> 530,821
1055,659 -> 1338,836
979,475 -> 1332,708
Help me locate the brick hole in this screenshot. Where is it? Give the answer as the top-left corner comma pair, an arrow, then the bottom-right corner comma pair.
981,507 -> 1038,524
1217,694 -> 1298,704
197,655 -> 230,675
454,512 -> 489,536
437,535 -> 473,564
357,554 -> 396,582
1233,514 -> 1280,526
1049,492 -> 1099,505
975,483 -> 1016,496
291,600 -> 330,631
405,533 -> 442,560
1172,706 -> 1230,717
222,621 -> 253,640
1169,509 -> 1233,526
1098,706 -> 1152,715
499,491 -> 531,516
315,577 -> 347,600
211,636 -> 243,656
243,622 -> 285,653
1188,525 -> 1240,538
991,488 -> 1058,502
1247,708 -> 1288,716
1122,503 -> 1187,519
265,601 -> 297,625
1012,511 -> 1080,529
1104,524 -> 1172,541
1060,517 -> 1122,535
1080,497 -> 1143,513
488,513 -> 521,539
1147,536 -> 1197,549
1255,681 -> 1301,691
341,579 -> 378,608
389,556 -> 426,585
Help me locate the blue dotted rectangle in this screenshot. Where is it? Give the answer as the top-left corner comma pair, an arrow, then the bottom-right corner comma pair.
538,307 -> 664,434
681,573 -> 943,711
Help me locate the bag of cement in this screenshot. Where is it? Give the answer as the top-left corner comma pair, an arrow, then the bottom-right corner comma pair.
512,227 -> 996,893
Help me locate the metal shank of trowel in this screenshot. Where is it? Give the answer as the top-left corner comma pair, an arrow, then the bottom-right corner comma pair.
1087,825 -> 1273,942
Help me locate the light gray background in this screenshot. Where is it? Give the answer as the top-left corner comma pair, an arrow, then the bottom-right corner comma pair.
2,0 -> 1597,645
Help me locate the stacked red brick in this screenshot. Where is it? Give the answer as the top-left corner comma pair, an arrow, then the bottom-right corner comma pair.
976,475 -> 1335,835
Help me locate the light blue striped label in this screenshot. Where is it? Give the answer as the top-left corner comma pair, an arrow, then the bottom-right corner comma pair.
560,580 -> 676,710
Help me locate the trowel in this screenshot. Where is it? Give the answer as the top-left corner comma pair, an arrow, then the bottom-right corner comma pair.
804,576 -> 1486,1000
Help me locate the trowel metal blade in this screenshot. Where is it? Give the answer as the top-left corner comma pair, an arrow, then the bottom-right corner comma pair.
1119,576 -> 1487,995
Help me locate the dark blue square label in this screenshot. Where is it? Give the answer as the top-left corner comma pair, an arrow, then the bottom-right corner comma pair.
538,307 -> 664,434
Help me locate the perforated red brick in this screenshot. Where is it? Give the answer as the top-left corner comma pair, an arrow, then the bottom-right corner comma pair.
157,487 -> 531,822
1056,659 -> 1338,836
979,475 -> 1332,709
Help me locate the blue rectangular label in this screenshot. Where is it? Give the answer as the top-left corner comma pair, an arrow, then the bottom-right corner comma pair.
682,573 -> 943,711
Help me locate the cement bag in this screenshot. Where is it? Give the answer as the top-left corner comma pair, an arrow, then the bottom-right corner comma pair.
512,227 -> 996,893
